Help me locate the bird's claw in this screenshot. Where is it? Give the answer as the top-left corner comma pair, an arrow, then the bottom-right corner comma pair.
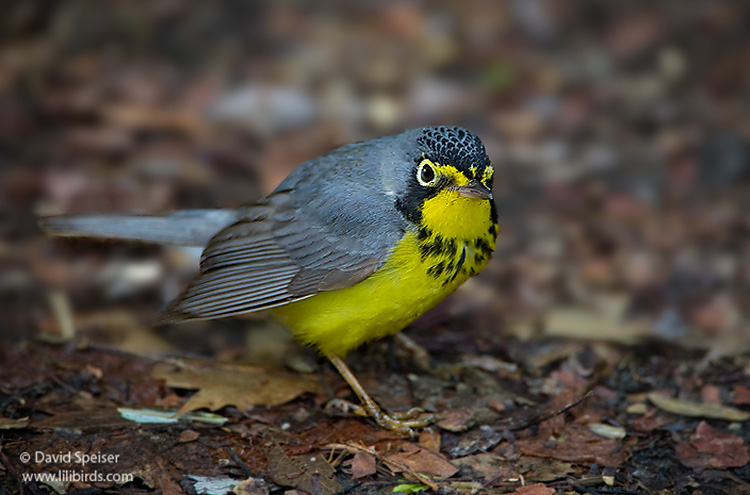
325,398 -> 369,417
325,400 -> 433,437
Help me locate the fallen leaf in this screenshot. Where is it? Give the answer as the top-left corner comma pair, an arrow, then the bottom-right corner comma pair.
418,428 -> 441,452
515,456 -> 575,482
437,408 -> 475,432
383,442 -> 459,480
160,474 -> 183,495
648,392 -> 750,421
153,361 -> 323,413
517,424 -> 628,467
179,430 -> 200,443
675,421 -> 749,471
350,452 -> 376,479
456,453 -> 512,481
511,483 -> 555,495
266,444 -> 342,495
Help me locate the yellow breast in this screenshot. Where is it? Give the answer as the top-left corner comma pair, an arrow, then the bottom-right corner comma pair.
272,191 -> 497,357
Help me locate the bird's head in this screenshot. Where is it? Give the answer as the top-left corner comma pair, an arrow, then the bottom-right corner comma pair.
395,126 -> 497,241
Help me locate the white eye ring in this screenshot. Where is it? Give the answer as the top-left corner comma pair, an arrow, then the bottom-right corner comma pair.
417,160 -> 437,186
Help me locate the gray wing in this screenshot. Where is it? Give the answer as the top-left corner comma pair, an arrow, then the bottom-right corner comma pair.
158,141 -> 408,323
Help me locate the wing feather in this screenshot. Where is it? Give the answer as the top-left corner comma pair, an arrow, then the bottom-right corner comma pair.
158,156 -> 404,323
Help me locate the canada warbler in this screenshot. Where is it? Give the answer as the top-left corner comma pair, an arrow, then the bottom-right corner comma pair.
41,125 -> 498,436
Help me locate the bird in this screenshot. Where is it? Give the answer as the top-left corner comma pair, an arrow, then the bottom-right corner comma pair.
40,125 -> 498,436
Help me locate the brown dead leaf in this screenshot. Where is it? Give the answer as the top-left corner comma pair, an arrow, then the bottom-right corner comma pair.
515,456 -> 575,482
648,392 -> 750,421
437,408 -> 475,432
179,429 -> 200,443
153,361 -> 323,414
159,474 -> 183,495
350,452 -> 377,479
456,453 -> 512,481
674,421 -> 749,472
266,444 -> 342,495
511,483 -> 556,495
383,442 -> 458,482
517,424 -> 628,467
419,428 -> 441,452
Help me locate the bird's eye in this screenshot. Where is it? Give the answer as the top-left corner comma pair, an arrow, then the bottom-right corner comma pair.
417,160 -> 437,186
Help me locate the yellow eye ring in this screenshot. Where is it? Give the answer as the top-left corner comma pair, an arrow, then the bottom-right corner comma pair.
416,160 -> 438,186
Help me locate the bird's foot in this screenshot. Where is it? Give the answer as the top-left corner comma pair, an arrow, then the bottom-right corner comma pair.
325,399 -> 434,437
326,353 -> 434,437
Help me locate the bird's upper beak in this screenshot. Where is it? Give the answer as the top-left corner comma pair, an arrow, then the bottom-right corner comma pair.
454,180 -> 493,200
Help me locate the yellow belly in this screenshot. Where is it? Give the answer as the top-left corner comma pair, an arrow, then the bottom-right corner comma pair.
272,229 -> 489,357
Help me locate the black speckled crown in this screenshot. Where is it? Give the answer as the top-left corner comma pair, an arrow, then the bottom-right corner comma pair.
417,126 -> 491,174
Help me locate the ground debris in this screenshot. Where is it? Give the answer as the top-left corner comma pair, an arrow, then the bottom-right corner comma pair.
648,392 -> 750,422
153,361 -> 324,414
349,451 -> 377,479
3,2 -> 750,494
232,477 -> 270,495
674,421 -> 749,471
509,483 -> 555,495
382,442 -> 458,480
265,444 -> 342,495
188,475 -> 240,495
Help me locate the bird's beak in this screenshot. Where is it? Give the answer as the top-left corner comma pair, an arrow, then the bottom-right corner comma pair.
454,181 -> 493,200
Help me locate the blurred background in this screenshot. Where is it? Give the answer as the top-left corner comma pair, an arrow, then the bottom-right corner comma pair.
1,0 -> 749,360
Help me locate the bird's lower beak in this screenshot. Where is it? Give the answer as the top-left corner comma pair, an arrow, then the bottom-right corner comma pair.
455,181 -> 493,200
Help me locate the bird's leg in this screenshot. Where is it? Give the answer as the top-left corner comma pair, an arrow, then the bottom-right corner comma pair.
393,333 -> 432,371
327,354 -> 432,437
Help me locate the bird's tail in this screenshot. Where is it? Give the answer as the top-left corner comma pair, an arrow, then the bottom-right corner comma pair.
39,209 -> 240,247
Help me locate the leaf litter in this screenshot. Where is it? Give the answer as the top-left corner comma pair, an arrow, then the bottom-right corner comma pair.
3,1 -> 750,494
152,360 -> 325,414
